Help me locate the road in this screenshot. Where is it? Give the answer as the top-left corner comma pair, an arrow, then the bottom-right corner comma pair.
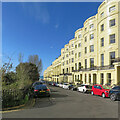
3,85 -> 119,118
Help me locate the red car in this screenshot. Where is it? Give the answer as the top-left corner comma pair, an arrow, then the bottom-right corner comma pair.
91,84 -> 111,98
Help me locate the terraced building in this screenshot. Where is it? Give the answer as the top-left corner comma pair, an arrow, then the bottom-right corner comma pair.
44,0 -> 120,86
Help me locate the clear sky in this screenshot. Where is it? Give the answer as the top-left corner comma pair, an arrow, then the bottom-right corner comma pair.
2,2 -> 101,75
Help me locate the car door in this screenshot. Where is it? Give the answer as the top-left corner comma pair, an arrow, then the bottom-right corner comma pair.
96,85 -> 102,95
78,85 -> 82,92
93,85 -> 97,95
64,84 -> 67,89
80,85 -> 84,92
65,84 -> 67,89
77,85 -> 81,91
113,86 -> 120,99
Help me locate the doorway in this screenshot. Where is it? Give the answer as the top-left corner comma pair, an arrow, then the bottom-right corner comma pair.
93,74 -> 97,85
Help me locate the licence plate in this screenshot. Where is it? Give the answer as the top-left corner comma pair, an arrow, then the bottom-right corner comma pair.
40,91 -> 45,92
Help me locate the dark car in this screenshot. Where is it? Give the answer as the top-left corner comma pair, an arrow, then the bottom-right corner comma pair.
68,84 -> 77,91
72,85 -> 78,91
32,84 -> 50,97
51,82 -> 57,86
40,80 -> 46,84
48,81 -> 52,85
68,84 -> 73,90
109,86 -> 120,101
54,82 -> 59,87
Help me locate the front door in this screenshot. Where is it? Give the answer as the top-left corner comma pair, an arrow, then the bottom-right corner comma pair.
96,86 -> 102,95
93,74 -> 97,85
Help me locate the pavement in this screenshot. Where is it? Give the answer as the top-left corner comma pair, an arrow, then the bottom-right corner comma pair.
2,85 -> 119,118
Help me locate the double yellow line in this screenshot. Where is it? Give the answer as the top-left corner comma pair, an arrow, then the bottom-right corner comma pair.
1,104 -> 25,113
1,108 -> 24,113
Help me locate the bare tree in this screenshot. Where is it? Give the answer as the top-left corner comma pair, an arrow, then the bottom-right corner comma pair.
2,56 -> 13,74
18,53 -> 24,63
1,56 -> 13,82
28,55 -> 43,75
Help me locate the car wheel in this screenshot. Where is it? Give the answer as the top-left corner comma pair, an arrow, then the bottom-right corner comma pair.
47,95 -> 50,97
83,89 -> 85,93
91,91 -> 94,95
33,95 -> 37,98
110,93 -> 116,101
102,93 -> 106,98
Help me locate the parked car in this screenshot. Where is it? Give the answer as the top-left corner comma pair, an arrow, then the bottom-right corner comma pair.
63,83 -> 69,89
109,86 -> 120,101
51,82 -> 55,86
68,84 -> 78,91
54,82 -> 59,87
48,81 -> 52,85
77,84 -> 92,93
57,83 -> 60,86
59,83 -> 63,88
91,84 -> 111,98
32,84 -> 50,97
68,84 -> 74,90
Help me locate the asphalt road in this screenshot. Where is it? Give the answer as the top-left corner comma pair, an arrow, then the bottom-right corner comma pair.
3,85 -> 119,118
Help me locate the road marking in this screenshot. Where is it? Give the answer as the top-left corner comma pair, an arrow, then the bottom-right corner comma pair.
1,109 -> 24,114
51,98 -> 55,99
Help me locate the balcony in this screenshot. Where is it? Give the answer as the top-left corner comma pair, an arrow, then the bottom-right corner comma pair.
52,75 -> 59,77
60,73 -> 72,76
113,57 -> 120,63
72,65 -> 114,72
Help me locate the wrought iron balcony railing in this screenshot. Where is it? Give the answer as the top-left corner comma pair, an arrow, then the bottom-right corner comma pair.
72,65 -> 114,72
52,75 -> 59,77
60,73 -> 72,76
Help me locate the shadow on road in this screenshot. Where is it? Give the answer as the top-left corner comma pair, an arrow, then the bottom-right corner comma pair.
31,92 -> 68,109
32,97 -> 55,109
50,90 -> 58,92
51,93 -> 68,98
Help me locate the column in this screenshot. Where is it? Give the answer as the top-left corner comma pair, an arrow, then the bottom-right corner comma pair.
87,73 -> 89,84
82,73 -> 85,84
104,72 -> 107,85
91,73 -> 93,85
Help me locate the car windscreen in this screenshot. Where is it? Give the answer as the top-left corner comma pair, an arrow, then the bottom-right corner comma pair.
112,86 -> 120,90
102,85 -> 111,89
34,82 -> 43,86
41,81 -> 45,83
89,86 -> 92,89
35,85 -> 47,90
64,83 -> 68,85
85,85 -> 90,88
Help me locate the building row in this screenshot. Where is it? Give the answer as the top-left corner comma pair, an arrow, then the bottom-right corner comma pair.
44,0 -> 120,86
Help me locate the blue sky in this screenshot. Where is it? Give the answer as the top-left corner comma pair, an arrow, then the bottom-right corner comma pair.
2,2 -> 101,75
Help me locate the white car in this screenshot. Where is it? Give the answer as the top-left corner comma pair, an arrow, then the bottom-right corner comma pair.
77,84 -> 92,93
59,83 -> 63,88
63,83 -> 69,89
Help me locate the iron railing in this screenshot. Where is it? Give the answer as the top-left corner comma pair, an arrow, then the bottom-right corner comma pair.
2,87 -> 31,109
60,73 -> 72,76
72,65 -> 114,72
